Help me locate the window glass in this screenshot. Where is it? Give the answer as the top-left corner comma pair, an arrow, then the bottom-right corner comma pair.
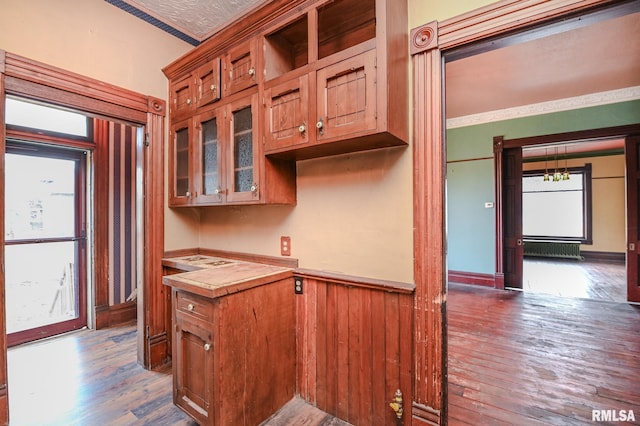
5,97 -> 89,137
522,169 -> 589,241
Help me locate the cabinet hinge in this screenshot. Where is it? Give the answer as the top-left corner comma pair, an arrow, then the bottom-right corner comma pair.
146,324 -> 150,338
144,133 -> 150,147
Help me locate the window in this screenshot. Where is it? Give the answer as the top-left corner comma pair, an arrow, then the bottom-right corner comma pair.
5,96 -> 91,139
522,164 -> 592,243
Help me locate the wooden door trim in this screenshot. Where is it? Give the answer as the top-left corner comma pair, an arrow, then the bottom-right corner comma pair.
0,50 -> 167,383
411,1 -> 631,424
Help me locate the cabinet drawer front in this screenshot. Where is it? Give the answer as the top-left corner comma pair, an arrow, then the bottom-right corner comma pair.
176,291 -> 214,323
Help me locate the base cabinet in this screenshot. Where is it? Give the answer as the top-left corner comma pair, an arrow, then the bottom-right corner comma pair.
170,277 -> 296,425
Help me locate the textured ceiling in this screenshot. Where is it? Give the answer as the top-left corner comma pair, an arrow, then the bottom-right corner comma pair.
107,0 -> 267,45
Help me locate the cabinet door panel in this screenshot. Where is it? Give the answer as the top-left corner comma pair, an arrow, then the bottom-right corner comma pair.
316,50 -> 377,141
194,108 -> 226,205
265,75 -> 310,152
226,94 -> 260,203
224,39 -> 258,96
169,119 -> 194,206
174,314 -> 214,424
170,74 -> 194,120
195,58 -> 221,108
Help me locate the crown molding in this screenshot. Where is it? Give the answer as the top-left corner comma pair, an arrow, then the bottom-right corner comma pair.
446,86 -> 640,129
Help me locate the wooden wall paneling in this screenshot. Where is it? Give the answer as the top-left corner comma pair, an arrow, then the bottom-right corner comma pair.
0,51 -> 8,426
295,272 -> 414,425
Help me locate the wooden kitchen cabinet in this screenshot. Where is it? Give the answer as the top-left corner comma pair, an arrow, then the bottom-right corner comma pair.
164,0 -> 407,202
223,39 -> 258,97
261,0 -> 408,159
163,256 -> 296,426
168,92 -> 295,207
169,58 -> 221,121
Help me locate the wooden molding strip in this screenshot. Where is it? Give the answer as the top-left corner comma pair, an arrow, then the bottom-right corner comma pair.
448,270 -> 496,287
438,0 -> 619,50
294,268 -> 416,294
581,250 -> 626,264
163,247 -> 299,268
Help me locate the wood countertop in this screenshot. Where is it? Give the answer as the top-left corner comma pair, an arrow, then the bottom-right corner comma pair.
162,255 -> 293,299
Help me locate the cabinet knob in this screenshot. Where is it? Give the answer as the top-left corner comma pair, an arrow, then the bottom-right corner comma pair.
211,84 -> 217,92
185,191 -> 191,197
204,343 -> 211,351
316,119 -> 324,135
186,98 -> 192,105
298,123 -> 306,134
250,183 -> 258,193
214,187 -> 225,195
248,67 -> 256,77
187,303 -> 194,311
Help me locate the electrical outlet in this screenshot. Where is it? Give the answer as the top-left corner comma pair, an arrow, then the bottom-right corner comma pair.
281,236 -> 291,256
294,276 -> 303,294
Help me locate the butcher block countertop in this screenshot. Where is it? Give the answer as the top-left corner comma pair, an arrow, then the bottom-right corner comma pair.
162,254 -> 293,299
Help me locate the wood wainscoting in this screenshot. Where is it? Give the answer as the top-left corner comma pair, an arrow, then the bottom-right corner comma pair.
294,269 -> 415,426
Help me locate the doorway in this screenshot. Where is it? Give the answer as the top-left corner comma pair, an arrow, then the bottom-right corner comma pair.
4,143 -> 87,346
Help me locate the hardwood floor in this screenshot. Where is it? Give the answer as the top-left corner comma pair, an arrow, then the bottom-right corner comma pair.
447,283 -> 640,425
523,258 -> 626,303
8,322 -> 195,426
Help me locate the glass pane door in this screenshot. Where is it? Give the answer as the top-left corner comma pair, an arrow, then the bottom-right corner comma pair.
5,146 -> 86,346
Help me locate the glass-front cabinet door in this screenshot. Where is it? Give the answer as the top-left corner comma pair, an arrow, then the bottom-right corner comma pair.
195,108 -> 226,204
169,118 -> 194,206
226,93 -> 260,204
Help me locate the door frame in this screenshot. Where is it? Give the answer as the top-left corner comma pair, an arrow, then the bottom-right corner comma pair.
4,142 -> 88,346
411,1 -> 634,424
493,125 -> 640,294
0,50 -> 166,423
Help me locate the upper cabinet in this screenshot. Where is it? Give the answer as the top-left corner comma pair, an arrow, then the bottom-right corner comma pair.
170,58 -> 221,121
262,0 -> 408,160
163,0 -> 408,206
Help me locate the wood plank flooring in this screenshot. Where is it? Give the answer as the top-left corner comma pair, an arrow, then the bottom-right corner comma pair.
523,258 -> 626,303
8,322 -> 195,426
447,283 -> 640,425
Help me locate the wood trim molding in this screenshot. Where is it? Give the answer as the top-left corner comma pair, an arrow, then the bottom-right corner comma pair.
163,247 -> 299,269
448,270 -> 496,287
581,250 -> 626,263
2,51 -> 150,115
95,302 -> 137,328
410,21 -> 438,55
411,45 -> 446,423
0,66 -> 7,426
437,0 -> 620,50
294,268 -> 415,294
139,110 -> 167,369
493,136 -> 506,290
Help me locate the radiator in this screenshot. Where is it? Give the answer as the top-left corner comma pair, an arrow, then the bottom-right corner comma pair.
523,241 -> 583,260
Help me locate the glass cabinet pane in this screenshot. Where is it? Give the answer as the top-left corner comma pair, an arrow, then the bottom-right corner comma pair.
233,106 -> 253,193
201,117 -> 219,195
175,127 -> 190,196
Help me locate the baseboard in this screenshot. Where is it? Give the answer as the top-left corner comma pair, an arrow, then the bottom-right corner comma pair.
95,301 -> 137,329
412,402 -> 441,425
581,250 -> 625,264
448,270 -> 495,287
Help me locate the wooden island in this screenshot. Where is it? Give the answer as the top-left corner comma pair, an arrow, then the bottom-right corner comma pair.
162,255 -> 296,425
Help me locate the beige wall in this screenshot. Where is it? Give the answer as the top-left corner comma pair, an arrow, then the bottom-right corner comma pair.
0,0 -> 503,284
524,154 -> 626,253
0,0 -> 200,249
